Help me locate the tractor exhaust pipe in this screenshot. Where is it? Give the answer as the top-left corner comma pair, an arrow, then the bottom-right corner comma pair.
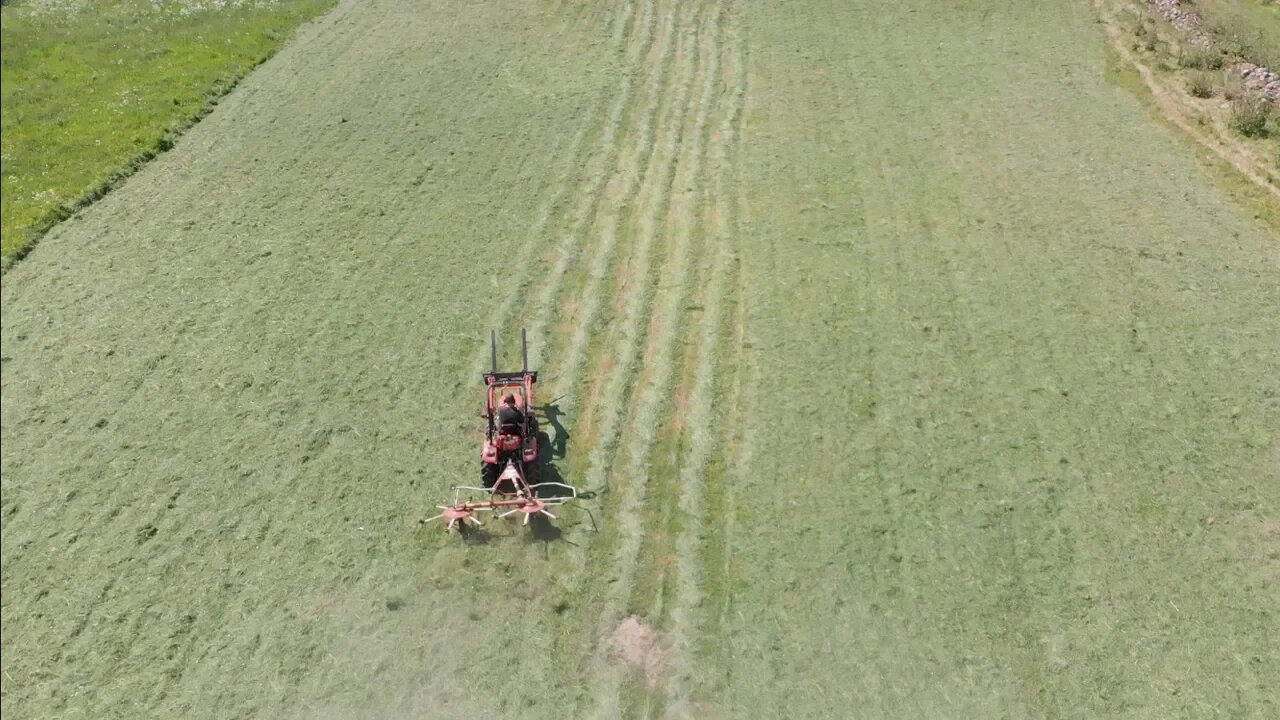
521,328 -> 529,373
490,329 -> 498,374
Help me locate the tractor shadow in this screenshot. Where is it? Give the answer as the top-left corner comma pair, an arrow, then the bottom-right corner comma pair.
527,408 -> 599,546
540,401 -> 570,460
540,400 -> 605,501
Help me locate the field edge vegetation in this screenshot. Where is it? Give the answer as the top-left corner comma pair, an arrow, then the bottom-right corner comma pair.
1095,0 -> 1280,221
0,0 -> 338,271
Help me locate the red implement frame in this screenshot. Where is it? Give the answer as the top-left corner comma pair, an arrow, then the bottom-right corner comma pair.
425,330 -> 578,533
424,459 -> 577,531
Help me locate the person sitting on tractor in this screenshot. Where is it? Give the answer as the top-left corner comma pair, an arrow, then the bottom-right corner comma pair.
498,393 -> 524,433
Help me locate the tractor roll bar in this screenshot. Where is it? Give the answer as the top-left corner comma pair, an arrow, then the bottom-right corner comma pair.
483,329 -> 538,383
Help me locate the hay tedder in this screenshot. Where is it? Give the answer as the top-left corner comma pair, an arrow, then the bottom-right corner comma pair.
424,330 -> 577,532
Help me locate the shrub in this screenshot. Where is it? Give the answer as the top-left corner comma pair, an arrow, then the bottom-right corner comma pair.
1228,96 -> 1272,138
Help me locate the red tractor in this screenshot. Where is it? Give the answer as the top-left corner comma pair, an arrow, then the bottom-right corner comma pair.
481,328 -> 540,489
425,330 -> 577,533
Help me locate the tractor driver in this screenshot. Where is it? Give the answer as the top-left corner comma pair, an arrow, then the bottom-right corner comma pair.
498,393 -> 524,432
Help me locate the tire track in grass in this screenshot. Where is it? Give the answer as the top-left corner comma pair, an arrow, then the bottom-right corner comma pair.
548,0 -> 682,427
529,2 -> 691,683
524,0 -> 663,373
543,0 -> 702,706
582,2 -> 723,715
556,0 -> 697,564
664,7 -> 746,710
713,25 -> 754,705
621,0 -> 726,707
464,0 -> 646,383
527,7 -> 706,691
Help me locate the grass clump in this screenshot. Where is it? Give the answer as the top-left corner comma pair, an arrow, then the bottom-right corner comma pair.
1221,74 -> 1248,101
1228,96 -> 1273,138
1185,71 -> 1217,98
0,0 -> 336,264
1177,46 -> 1224,70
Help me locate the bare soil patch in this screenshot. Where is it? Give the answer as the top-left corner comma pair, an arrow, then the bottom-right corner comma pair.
606,614 -> 671,688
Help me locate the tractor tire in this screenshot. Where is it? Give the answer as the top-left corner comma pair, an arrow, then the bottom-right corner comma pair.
524,462 -> 543,491
481,462 -> 499,489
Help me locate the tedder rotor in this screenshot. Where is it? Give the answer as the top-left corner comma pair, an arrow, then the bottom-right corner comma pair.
424,329 -> 577,533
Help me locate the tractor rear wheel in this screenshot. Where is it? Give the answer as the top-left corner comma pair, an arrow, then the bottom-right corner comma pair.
524,461 -> 542,491
481,462 -> 499,489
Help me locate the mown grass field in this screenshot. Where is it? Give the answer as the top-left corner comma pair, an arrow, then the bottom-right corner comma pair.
2,1 -> 1278,718
0,0 -> 335,262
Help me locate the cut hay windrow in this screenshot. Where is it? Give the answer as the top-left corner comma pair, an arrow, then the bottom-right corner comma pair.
706,25 -> 753,697
664,7 -> 746,709
524,0 -> 661,373
549,0 -> 680,419
464,0 -> 646,383
530,0 -> 680,583
583,2 -> 725,715
518,0 -> 698,693
566,0 -> 702,571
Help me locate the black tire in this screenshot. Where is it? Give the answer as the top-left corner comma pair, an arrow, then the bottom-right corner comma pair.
481,462 -> 499,489
525,462 -> 544,494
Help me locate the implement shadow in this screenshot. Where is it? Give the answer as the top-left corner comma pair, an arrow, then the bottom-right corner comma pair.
530,438 -> 575,545
528,408 -> 598,547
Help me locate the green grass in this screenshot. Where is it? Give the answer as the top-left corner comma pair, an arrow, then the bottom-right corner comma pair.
728,1 -> 1279,716
2,1 -> 1278,719
0,0 -> 335,263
